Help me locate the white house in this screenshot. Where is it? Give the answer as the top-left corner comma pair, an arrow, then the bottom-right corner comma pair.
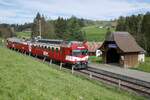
138,52 -> 145,63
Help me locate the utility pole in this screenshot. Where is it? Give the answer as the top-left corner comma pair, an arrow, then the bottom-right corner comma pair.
39,19 -> 42,39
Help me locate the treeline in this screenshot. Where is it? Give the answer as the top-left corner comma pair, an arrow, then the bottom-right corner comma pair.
31,13 -> 86,41
0,24 -> 15,38
11,23 -> 32,32
116,12 -> 150,55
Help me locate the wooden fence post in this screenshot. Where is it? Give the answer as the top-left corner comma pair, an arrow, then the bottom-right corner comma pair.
50,59 -> 52,64
43,57 -> 46,62
60,62 -> 62,70
89,72 -> 92,78
72,66 -> 74,74
118,80 -> 121,89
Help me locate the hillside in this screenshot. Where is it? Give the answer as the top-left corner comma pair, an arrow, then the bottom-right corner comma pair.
82,25 -> 114,42
15,24 -> 114,42
0,45 -> 146,100
16,32 -> 31,39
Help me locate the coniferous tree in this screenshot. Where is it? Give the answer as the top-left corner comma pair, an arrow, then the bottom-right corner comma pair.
116,16 -> 126,31
141,12 -> 150,55
32,12 -> 55,39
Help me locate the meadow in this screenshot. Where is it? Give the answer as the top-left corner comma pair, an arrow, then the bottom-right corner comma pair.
16,32 -> 31,39
135,57 -> 150,73
0,45 -> 147,100
82,25 -> 114,42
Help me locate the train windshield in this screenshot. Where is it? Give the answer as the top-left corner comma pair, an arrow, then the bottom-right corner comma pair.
72,50 -> 88,56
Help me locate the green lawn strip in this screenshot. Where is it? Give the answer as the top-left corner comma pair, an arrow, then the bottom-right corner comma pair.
89,56 -> 102,63
0,47 -> 147,100
0,38 -> 5,46
132,57 -> 150,73
16,32 -> 31,39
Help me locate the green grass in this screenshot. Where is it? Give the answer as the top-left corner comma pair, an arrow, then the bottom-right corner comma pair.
0,47 -> 147,100
89,56 -> 103,63
134,57 -> 150,73
16,32 -> 31,39
82,25 -> 114,42
0,38 -> 5,46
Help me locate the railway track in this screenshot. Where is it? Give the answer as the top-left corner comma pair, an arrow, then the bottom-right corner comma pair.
77,67 -> 150,98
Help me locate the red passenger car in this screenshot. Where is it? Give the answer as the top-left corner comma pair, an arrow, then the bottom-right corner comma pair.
7,38 -> 89,69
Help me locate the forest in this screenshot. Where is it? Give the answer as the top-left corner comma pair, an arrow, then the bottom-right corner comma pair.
116,12 -> 150,55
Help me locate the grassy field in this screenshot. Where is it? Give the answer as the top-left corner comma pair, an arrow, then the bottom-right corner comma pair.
16,32 -> 31,39
82,25 -> 114,42
0,38 -> 5,46
0,46 -> 147,100
89,56 -> 103,63
134,57 -> 150,73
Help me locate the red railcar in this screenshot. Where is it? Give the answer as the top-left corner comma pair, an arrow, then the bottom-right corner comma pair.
7,38 -> 89,69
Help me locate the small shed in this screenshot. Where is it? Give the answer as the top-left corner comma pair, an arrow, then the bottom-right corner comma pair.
100,32 -> 145,68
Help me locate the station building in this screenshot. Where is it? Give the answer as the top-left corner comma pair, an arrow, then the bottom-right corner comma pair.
100,32 -> 145,68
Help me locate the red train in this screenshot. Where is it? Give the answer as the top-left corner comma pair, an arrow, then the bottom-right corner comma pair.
6,37 -> 89,69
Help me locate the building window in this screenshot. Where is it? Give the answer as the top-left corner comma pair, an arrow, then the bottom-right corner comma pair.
56,48 -> 58,53
48,47 -> 51,50
52,47 -> 54,52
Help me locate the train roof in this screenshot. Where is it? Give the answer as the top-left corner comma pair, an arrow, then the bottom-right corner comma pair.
36,39 -> 64,45
7,37 -> 22,42
7,37 -> 85,48
36,39 -> 83,46
7,37 -> 29,44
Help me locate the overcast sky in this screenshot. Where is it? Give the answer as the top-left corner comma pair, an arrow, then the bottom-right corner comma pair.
0,0 -> 150,24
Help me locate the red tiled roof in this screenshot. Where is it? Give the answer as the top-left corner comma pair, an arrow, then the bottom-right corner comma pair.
86,42 -> 102,52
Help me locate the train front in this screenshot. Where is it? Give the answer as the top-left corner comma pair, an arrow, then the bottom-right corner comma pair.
66,42 -> 89,69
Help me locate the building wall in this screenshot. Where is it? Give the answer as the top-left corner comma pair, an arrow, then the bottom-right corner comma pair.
88,52 -> 96,56
102,51 -> 107,63
123,53 -> 139,68
138,53 -> 145,63
96,50 -> 102,57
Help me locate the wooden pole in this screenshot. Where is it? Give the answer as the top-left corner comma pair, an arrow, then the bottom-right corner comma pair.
50,59 -> 52,64
60,62 -> 62,70
72,66 -> 74,74
89,72 -> 92,78
118,80 -> 121,89
43,57 -> 46,62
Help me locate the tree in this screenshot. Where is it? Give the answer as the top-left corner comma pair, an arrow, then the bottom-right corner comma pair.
67,16 -> 81,33
54,17 -> 67,38
141,12 -> 150,55
53,16 -> 86,41
116,16 -> 126,31
0,24 -> 15,38
32,13 -> 55,39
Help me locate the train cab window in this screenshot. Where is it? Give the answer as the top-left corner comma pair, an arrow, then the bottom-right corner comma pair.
82,50 -> 88,55
72,50 -> 88,56
72,50 -> 82,56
